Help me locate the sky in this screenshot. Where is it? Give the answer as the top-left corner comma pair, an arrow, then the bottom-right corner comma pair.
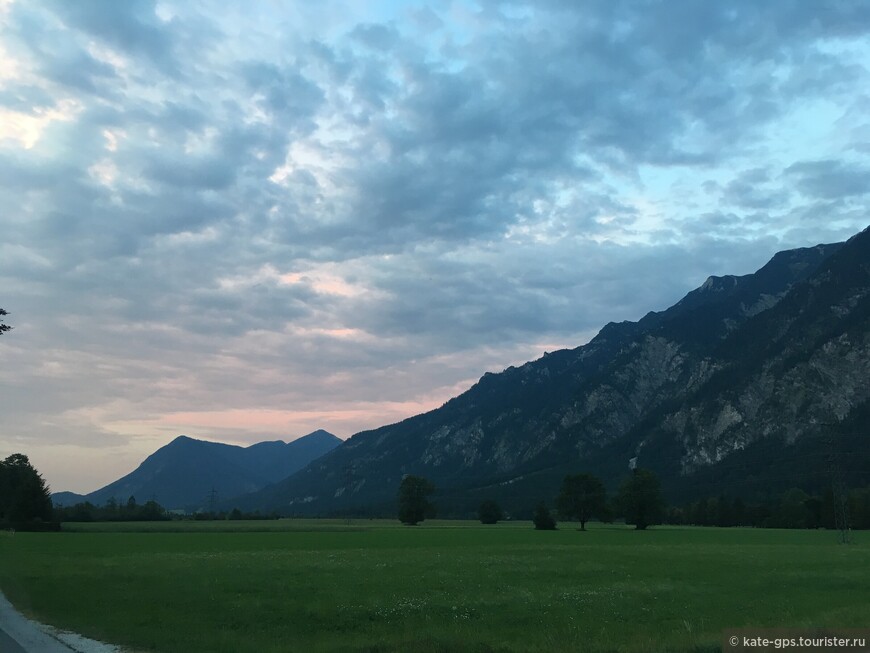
1,0 -> 869,494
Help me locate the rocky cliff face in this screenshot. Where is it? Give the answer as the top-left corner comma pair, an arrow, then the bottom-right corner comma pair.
658,232 -> 870,475
237,228 -> 867,516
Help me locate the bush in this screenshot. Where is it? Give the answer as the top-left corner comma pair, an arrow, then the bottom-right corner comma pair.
533,502 -> 556,530
478,500 -> 503,524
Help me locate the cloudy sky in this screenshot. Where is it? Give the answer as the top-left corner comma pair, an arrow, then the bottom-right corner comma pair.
1,0 -> 869,494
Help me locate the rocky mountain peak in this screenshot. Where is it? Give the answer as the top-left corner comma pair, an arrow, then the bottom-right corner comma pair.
228,228 -> 869,517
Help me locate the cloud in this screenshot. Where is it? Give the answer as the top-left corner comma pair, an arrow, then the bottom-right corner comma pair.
786,159 -> 870,200
1,0 -> 869,492
721,168 -> 792,210
41,0 -> 181,76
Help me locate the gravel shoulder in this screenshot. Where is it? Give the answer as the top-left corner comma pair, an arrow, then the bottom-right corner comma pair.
0,592 -> 123,653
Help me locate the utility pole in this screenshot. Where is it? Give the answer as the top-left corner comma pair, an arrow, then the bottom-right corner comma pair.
813,362 -> 852,544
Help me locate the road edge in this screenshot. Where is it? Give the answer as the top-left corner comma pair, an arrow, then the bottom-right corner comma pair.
0,591 -> 123,653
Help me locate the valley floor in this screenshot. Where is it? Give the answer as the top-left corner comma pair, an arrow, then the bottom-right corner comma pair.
0,520 -> 867,652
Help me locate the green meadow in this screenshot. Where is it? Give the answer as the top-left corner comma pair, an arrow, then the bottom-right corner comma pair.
0,521 -> 867,653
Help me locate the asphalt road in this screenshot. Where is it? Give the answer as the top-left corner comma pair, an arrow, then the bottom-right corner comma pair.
0,592 -> 85,653
0,626 -> 26,653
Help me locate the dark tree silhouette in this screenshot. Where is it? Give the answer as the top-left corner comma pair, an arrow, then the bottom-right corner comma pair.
0,308 -> 11,336
533,501 -> 556,530
478,499 -> 504,524
557,473 -> 607,530
397,475 -> 435,525
0,454 -> 53,524
53,499 -> 169,522
618,468 -> 664,530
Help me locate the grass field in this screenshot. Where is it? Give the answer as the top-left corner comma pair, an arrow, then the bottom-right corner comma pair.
0,520 -> 867,653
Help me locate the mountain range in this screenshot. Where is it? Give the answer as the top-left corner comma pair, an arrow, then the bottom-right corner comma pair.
230,226 -> 869,517
52,429 -> 341,511
54,226 -> 870,518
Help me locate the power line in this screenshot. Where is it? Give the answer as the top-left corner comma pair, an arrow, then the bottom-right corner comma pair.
207,487 -> 218,514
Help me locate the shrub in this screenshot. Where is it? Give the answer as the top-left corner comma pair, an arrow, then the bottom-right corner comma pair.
478,500 -> 503,524
533,501 -> 556,530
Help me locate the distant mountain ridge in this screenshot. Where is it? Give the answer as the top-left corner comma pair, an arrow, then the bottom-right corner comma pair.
229,227 -> 869,517
52,430 -> 341,511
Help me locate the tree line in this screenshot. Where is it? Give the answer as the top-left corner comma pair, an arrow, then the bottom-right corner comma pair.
54,496 -> 169,522
534,469 -> 664,530
665,485 -> 870,530
397,468 -> 666,530
54,501 -> 283,522
398,469 -> 870,532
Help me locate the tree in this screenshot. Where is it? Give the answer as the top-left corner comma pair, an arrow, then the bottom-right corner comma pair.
0,454 -> 53,524
0,308 -> 10,336
533,501 -> 556,530
141,500 -> 165,521
556,473 -> 606,531
478,499 -> 504,524
777,488 -> 811,529
617,468 -> 664,530
397,475 -> 435,525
